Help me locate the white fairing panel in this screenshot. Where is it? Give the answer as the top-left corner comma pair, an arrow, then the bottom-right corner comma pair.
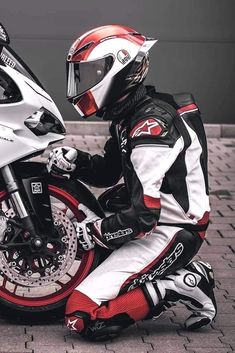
0,65 -> 65,168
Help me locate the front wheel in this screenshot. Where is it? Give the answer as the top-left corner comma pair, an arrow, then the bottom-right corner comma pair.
0,180 -> 101,317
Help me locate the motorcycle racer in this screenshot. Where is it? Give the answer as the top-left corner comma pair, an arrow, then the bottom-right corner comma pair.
47,25 -> 217,340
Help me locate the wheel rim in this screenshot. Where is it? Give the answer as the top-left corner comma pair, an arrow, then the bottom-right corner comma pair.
0,186 -> 95,308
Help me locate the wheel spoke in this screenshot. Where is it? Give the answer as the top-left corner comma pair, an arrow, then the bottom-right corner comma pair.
12,283 -> 18,294
55,280 -> 63,288
66,272 -> 73,279
1,275 -> 8,289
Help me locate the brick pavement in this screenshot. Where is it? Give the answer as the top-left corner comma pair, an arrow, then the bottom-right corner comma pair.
0,136 -> 234,353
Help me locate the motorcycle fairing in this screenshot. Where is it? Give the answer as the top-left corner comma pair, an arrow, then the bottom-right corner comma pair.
0,43 -> 44,89
0,65 -> 66,168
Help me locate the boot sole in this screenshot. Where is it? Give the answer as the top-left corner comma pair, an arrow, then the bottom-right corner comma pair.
185,316 -> 211,330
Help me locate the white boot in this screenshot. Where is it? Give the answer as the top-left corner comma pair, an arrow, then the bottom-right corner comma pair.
153,261 -> 217,329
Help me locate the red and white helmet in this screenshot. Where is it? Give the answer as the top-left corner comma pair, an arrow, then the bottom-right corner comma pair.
66,25 -> 157,117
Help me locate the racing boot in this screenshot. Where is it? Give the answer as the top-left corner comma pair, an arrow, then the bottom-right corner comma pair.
149,260 -> 217,329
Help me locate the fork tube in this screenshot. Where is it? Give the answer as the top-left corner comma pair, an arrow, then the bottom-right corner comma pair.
1,164 -> 29,219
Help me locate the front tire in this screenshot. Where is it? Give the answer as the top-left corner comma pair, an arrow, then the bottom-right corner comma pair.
0,178 -> 101,318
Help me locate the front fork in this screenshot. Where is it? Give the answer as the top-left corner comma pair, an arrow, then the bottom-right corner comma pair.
1,164 -> 44,249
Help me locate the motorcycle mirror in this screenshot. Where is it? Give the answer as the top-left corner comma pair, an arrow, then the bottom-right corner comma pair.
0,23 -> 10,44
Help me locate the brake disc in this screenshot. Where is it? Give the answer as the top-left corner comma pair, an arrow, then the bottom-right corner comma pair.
0,205 -> 78,287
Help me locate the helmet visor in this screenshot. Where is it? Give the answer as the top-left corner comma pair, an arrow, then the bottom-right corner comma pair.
67,56 -> 114,100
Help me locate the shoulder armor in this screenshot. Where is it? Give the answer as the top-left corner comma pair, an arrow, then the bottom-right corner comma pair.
129,117 -> 165,139
129,115 -> 180,148
125,95 -> 180,147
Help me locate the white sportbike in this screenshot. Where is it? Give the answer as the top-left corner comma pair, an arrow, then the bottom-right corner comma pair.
0,24 -> 103,318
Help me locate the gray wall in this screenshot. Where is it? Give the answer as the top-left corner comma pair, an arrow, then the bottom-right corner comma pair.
1,0 -> 234,123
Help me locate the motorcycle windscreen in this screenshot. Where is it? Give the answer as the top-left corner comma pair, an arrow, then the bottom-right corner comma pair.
66,56 -> 114,100
0,68 -> 22,103
0,44 -> 44,89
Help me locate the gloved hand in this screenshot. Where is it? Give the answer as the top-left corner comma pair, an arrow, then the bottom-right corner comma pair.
47,146 -> 78,179
74,222 -> 95,251
74,204 -> 101,251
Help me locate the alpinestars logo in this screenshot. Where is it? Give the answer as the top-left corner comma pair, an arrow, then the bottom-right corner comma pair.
130,119 -> 162,138
67,318 -> 78,331
127,242 -> 184,291
104,228 -> 133,241
184,273 -> 197,287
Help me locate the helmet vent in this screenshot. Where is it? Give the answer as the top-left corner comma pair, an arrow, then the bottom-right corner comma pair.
130,32 -> 141,36
73,42 -> 94,57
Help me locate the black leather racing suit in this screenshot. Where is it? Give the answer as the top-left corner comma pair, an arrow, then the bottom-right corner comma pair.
73,85 -> 210,250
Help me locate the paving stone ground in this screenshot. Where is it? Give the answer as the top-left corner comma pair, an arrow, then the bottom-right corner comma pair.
0,136 -> 234,353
